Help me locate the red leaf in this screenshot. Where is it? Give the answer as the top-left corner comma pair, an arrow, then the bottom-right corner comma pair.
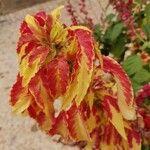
10,75 -> 23,105
40,57 -> 69,98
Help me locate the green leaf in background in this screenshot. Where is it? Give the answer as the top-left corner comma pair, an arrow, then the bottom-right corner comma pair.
134,0 -> 142,4
131,79 -> 142,93
123,55 -> 143,76
141,41 -> 150,54
110,22 -> 124,42
142,25 -> 150,39
106,13 -> 116,22
142,144 -> 150,150
133,68 -> 150,83
145,4 -> 150,22
104,25 -> 113,41
143,97 -> 150,106
93,24 -> 102,42
104,22 -> 124,42
144,64 -> 150,72
111,34 -> 126,58
142,4 -> 150,40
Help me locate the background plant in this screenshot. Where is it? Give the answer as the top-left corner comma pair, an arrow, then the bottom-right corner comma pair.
66,0 -> 150,149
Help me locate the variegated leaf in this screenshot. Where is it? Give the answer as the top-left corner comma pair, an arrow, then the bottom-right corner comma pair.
103,56 -> 136,120
62,28 -> 95,109
10,6 -> 142,150
40,56 -> 69,98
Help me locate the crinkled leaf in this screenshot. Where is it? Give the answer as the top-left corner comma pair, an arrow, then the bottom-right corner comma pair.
105,13 -> 116,22
103,56 -> 136,120
131,79 -> 142,93
51,6 -> 64,19
123,55 -> 143,76
93,24 -> 102,42
10,76 -> 32,114
25,14 -> 43,35
62,29 -> 95,109
103,96 -> 127,140
20,46 -> 49,87
66,103 -> 91,141
104,22 -> 124,42
12,94 -> 32,114
40,57 -> 69,98
133,68 -> 150,84
145,4 -> 150,22
50,111 -> 70,140
29,74 -> 55,131
111,35 -> 126,58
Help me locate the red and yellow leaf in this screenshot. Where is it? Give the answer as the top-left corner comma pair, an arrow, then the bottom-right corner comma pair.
103,95 -> 127,140
66,103 -> 91,141
10,76 -> 32,114
20,46 -> 50,86
103,56 -> 136,120
50,111 -> 70,140
29,73 -> 54,131
62,29 -> 95,109
10,6 -> 142,150
40,56 -> 69,98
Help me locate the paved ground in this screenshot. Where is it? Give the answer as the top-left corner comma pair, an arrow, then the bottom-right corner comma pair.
0,0 -> 111,149
0,0 -> 49,15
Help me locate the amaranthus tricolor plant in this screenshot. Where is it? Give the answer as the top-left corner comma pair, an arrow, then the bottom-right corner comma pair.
10,6 -> 143,149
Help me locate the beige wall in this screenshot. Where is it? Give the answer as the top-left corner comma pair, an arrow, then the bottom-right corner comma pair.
0,0 -> 49,15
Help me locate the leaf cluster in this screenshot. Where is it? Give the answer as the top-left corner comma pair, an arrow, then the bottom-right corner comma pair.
93,2 -> 150,95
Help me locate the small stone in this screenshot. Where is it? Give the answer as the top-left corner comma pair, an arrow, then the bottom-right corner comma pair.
31,124 -> 38,132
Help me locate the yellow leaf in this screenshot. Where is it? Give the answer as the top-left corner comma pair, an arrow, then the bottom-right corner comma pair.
50,20 -> 67,45
65,38 -> 77,55
84,142 -> 93,150
122,138 -> 141,150
67,105 -> 91,141
20,57 -> 41,87
51,5 -> 64,19
69,26 -> 92,32
85,113 -> 96,133
130,139 -> 141,150
95,44 -> 103,69
55,120 -> 70,139
85,89 -> 94,110
101,143 -> 116,150
74,112 -> 90,141
12,93 -> 31,114
44,50 -> 56,65
18,43 -> 28,63
75,57 -> 93,106
29,76 -> 54,131
25,15 -> 42,35
39,81 -> 54,131
62,53 -> 93,109
109,104 -> 127,140
115,76 -> 136,120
